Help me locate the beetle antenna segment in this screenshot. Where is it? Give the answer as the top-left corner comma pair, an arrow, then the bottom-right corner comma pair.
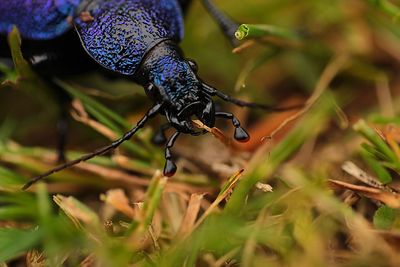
215,112 -> 250,142
201,0 -> 240,47
22,104 -> 162,190
202,83 -> 302,112
163,131 -> 181,177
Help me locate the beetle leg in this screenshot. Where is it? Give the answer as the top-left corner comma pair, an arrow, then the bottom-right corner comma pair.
201,0 -> 240,47
56,103 -> 69,163
152,123 -> 171,145
202,83 -> 302,112
54,90 -> 72,163
163,131 -> 181,177
22,103 -> 163,190
215,112 -> 249,142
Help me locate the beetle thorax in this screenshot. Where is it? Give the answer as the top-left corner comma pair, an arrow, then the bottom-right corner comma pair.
139,40 -> 200,103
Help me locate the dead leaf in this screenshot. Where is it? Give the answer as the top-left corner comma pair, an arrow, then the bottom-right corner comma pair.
80,253 -> 96,267
103,189 -> 136,219
232,40 -> 256,53
194,169 -> 244,229
71,99 -> 117,140
26,250 -> 45,267
341,161 -> 393,192
192,119 -> 232,147
234,97 -> 304,151
53,195 -> 100,227
176,193 -> 205,237
329,179 -> 400,208
384,125 -> 400,160
376,230 -> 400,251
75,162 -> 209,194
255,182 -> 273,192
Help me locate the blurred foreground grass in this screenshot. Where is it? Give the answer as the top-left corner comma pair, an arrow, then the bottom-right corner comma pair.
3,0 -> 400,266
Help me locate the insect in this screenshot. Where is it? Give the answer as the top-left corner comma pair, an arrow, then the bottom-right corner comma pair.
0,0 -> 291,189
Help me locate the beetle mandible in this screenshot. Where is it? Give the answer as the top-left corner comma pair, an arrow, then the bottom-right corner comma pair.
0,0 -> 288,188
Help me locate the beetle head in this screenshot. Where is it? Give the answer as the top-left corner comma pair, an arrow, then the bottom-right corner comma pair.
164,93 -> 216,135
145,57 -> 215,134
139,41 -> 249,141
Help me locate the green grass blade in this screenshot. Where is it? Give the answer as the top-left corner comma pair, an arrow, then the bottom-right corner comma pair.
0,228 -> 42,262
360,149 -> 392,184
235,24 -> 300,41
55,79 -> 130,129
366,0 -> 400,18
354,120 -> 400,172
373,205 -> 396,229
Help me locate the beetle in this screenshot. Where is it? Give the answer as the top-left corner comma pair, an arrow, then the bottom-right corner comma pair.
0,0 -> 291,189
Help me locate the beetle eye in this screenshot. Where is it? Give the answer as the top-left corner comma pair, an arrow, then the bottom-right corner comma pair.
187,59 -> 198,73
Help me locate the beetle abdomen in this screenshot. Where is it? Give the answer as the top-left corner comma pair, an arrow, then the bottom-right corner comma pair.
0,0 -> 79,40
74,0 -> 184,76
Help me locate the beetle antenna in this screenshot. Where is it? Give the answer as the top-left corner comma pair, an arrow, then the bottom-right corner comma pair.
22,103 -> 162,190
202,83 -> 302,112
201,0 -> 240,47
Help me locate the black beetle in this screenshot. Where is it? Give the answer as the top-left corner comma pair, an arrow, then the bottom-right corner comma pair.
0,0 -> 291,188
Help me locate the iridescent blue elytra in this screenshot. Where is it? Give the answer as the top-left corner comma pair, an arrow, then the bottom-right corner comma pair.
0,0 -> 80,40
1,0 -> 257,183
74,0 -> 184,75
0,0 -> 184,76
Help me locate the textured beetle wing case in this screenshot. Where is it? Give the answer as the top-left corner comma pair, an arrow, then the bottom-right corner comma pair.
74,0 -> 185,75
0,0 -> 79,40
